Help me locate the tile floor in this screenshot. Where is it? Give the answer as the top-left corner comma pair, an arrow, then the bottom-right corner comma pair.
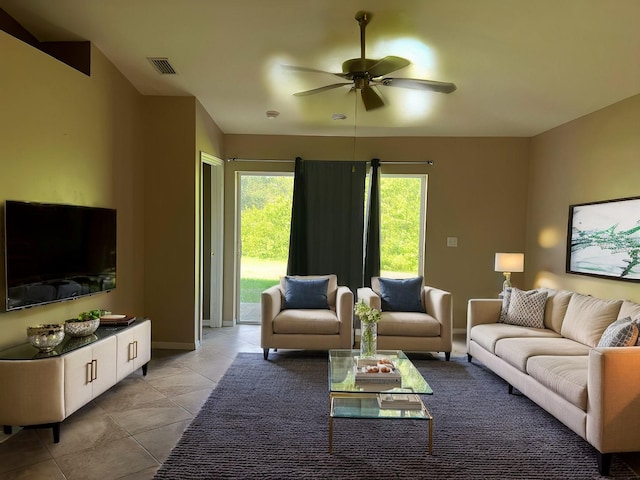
1,326 -> 638,479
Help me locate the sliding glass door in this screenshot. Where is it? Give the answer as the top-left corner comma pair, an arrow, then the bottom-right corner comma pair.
236,173 -> 293,323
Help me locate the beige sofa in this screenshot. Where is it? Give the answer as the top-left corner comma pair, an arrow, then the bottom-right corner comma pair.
357,277 -> 452,360
261,274 -> 354,359
467,289 -> 640,475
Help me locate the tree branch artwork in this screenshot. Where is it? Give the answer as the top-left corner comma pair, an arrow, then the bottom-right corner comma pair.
567,197 -> 640,282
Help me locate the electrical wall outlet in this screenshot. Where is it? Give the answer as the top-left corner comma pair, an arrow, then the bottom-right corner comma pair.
447,237 -> 458,247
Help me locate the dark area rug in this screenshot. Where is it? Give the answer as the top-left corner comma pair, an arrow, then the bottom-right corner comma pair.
154,352 -> 637,479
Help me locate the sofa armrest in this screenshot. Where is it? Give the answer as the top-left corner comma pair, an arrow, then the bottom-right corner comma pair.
587,347 -> 640,453
424,286 -> 453,347
336,285 -> 354,347
260,285 -> 282,347
356,287 -> 381,310
466,299 -> 502,351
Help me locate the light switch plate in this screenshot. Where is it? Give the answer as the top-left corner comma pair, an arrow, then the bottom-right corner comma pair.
447,237 -> 458,247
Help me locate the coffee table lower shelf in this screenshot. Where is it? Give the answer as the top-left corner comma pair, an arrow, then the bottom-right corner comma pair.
329,393 -> 433,454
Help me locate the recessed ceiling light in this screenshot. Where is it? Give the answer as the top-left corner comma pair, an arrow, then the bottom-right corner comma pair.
332,113 -> 347,120
266,110 -> 280,119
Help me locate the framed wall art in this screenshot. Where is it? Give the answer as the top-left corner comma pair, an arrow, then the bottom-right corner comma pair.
566,196 -> 640,282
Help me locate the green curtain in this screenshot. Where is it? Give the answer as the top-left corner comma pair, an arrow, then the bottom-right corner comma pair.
287,159 -> 368,294
363,158 -> 381,286
286,157 -> 307,275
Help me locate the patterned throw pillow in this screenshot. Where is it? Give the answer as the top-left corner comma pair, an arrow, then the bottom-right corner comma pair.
597,317 -> 639,347
502,288 -> 548,328
499,288 -> 512,323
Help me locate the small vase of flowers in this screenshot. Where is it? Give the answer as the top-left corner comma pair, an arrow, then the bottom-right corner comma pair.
354,300 -> 381,358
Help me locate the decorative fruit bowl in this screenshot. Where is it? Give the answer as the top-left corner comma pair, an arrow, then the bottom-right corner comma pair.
64,318 -> 100,337
27,324 -> 65,352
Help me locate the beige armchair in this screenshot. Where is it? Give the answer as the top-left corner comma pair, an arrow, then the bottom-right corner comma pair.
357,277 -> 453,360
261,274 -> 354,360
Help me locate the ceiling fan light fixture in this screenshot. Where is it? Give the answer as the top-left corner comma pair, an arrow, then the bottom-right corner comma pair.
286,11 -> 456,110
266,110 -> 280,119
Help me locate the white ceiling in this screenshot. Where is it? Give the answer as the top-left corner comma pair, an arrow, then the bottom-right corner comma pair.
2,0 -> 639,137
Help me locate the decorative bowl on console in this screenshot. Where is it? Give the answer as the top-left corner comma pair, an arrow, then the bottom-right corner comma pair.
64,318 -> 100,337
27,324 -> 65,352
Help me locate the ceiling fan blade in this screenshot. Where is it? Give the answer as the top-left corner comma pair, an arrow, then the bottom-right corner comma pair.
367,56 -> 411,78
380,77 -> 457,93
294,83 -> 352,96
282,65 -> 349,79
361,86 -> 385,111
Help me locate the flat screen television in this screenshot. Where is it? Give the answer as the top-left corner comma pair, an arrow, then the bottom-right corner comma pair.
4,200 -> 116,311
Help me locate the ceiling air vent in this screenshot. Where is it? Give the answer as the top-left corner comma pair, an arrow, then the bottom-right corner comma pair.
147,57 -> 177,75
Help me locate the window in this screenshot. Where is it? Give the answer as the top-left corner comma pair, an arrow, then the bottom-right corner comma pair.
379,175 -> 427,277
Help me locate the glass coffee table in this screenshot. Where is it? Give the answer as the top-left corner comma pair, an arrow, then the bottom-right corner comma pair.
328,349 -> 433,454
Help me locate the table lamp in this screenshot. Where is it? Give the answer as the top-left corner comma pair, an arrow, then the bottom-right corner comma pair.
494,253 -> 524,292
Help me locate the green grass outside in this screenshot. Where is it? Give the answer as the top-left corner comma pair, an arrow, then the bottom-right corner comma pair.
240,278 -> 279,303
239,257 -> 415,303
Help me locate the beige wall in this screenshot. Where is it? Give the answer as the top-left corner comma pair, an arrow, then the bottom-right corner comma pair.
526,94 -> 640,303
223,135 -> 530,329
0,32 -> 145,349
0,31 -> 226,351
195,100 -> 225,340
141,97 -> 225,348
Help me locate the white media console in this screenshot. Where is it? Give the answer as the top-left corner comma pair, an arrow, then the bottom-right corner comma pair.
0,319 -> 151,442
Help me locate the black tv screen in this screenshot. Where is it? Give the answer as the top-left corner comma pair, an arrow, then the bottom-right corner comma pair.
4,200 -> 116,311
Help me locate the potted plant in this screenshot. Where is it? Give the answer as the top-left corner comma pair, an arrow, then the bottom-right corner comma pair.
354,300 -> 381,358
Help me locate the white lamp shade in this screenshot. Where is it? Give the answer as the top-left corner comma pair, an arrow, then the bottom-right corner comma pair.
494,253 -> 524,272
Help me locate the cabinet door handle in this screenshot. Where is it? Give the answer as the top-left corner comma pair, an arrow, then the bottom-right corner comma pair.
133,340 -> 138,359
128,342 -> 134,361
92,359 -> 98,381
86,362 -> 93,383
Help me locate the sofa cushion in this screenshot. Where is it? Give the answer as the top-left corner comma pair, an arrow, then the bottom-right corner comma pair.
273,309 -> 340,334
377,277 -> 425,312
377,312 -> 440,337
526,355 -> 588,411
470,323 -> 561,355
560,293 -> 622,347
539,289 -> 573,333
283,277 -> 329,309
618,300 -> 640,321
495,337 -> 590,372
597,317 -> 639,347
501,288 -> 548,328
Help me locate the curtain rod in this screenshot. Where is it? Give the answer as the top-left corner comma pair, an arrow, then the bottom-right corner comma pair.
226,158 -> 434,166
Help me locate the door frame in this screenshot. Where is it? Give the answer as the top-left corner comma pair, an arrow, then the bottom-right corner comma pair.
200,152 -> 224,330
234,171 -> 293,324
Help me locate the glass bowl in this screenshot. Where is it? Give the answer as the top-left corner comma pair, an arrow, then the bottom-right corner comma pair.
64,318 -> 100,337
27,324 -> 65,352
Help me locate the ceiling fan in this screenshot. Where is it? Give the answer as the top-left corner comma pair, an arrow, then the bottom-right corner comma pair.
285,11 -> 457,111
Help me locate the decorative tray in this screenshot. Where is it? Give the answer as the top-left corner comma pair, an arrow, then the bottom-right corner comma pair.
354,357 -> 401,383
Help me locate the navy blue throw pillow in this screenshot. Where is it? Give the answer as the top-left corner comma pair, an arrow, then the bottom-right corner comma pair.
284,277 -> 329,309
378,276 -> 425,312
